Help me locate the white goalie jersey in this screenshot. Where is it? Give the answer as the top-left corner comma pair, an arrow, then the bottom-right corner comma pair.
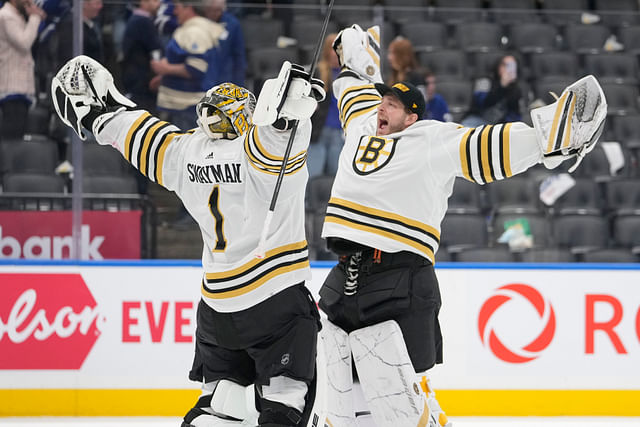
321,71 -> 544,264
96,110 -> 311,312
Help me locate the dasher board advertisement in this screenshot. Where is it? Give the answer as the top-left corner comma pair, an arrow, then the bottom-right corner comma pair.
0,211 -> 142,260
0,261 -> 639,416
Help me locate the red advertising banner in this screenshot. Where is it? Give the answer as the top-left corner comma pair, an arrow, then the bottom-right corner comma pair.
0,211 -> 142,259
0,273 -> 102,369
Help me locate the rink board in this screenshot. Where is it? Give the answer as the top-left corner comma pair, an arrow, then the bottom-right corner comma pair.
1,260 -> 639,416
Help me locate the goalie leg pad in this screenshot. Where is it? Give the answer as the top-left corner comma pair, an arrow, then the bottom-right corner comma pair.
182,380 -> 259,427
417,374 -> 452,427
258,336 -> 328,427
349,320 -> 429,427
301,331 -> 329,427
211,380 -> 258,420
320,318 -> 356,427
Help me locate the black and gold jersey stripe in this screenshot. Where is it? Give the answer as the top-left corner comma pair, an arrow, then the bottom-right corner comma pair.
336,80 -> 380,129
459,123 -> 514,184
325,197 -> 439,263
244,125 -> 306,176
202,240 -> 309,299
123,112 -> 188,185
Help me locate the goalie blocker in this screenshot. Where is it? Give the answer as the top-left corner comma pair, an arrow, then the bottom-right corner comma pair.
253,61 -> 326,129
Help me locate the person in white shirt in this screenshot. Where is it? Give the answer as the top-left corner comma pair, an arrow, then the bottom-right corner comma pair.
0,0 -> 45,139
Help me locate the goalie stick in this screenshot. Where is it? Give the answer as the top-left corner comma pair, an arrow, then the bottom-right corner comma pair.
255,0 -> 335,258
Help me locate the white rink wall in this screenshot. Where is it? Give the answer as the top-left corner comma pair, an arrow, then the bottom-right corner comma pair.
0,261 -> 639,416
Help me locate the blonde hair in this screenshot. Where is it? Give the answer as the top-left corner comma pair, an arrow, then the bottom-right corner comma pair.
316,33 -> 338,90
387,37 -> 418,85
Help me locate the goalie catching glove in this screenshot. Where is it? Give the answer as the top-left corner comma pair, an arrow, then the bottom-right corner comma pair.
252,61 -> 325,129
531,74 -> 607,172
51,55 -> 136,140
332,24 -> 382,84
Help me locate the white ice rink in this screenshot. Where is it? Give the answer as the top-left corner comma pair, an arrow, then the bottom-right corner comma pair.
2,417 -> 640,427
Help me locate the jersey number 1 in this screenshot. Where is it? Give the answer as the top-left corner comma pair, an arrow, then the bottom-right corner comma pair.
208,186 -> 227,251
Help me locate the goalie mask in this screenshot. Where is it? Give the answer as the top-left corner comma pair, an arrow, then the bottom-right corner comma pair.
197,83 -> 256,140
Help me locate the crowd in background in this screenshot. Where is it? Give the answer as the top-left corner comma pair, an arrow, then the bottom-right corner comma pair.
0,0 -> 528,182
3,0 -> 640,261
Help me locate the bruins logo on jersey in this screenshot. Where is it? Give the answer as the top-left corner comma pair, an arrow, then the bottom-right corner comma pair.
352,135 -> 397,175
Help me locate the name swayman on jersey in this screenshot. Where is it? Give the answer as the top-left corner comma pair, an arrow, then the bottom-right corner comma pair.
96,110 -> 311,313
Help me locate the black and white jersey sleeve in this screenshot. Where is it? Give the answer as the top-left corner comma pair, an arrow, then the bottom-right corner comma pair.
94,110 -> 194,191
439,121 -> 542,184
243,119 -> 311,201
333,69 -> 380,135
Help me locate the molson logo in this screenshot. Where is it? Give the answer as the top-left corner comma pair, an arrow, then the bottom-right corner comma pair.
478,283 -> 556,363
0,273 -> 103,369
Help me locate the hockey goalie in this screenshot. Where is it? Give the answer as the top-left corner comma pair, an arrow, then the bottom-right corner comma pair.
51,55 -> 329,427
316,24 -> 607,427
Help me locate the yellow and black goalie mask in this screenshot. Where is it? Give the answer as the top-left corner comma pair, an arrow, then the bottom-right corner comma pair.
197,83 -> 256,140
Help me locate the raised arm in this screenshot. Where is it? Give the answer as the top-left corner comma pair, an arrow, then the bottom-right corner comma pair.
247,61 -> 325,200
440,75 -> 607,183
50,55 -> 190,191
331,24 -> 383,134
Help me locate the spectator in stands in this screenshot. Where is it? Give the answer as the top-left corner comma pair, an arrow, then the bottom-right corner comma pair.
418,68 -> 451,122
0,0 -> 45,140
151,0 -> 224,131
308,32 -> 343,178
386,36 -> 422,86
82,0 -> 104,63
154,0 -> 177,45
121,0 -> 162,113
36,0 -> 71,45
461,54 -> 522,127
203,0 -> 247,88
152,0 -> 224,226
56,0 -> 103,64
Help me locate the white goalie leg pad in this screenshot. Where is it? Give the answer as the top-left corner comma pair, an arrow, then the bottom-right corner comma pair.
211,380 -> 258,421
530,74 -> 607,172
349,320 -> 429,427
262,376 -> 308,412
302,330 -> 329,427
320,318 -> 356,427
261,335 -> 329,427
333,24 -> 382,83
416,374 -> 452,427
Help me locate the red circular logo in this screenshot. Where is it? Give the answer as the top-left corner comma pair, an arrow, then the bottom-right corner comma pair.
478,283 -> 556,363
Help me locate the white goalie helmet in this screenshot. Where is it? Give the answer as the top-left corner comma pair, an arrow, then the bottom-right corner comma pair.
197,83 -> 256,140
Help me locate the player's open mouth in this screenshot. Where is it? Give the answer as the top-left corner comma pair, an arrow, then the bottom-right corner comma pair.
378,118 -> 388,132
